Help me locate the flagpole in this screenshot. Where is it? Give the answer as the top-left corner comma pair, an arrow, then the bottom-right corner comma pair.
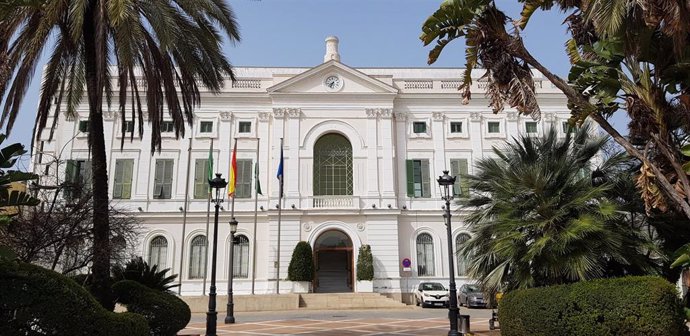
276,138 -> 283,295
251,137 -> 260,295
203,138 -> 214,296
178,137 -> 193,295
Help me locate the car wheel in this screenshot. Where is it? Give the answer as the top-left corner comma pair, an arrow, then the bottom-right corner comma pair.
458,298 -> 463,307
465,298 -> 469,308
415,296 -> 419,306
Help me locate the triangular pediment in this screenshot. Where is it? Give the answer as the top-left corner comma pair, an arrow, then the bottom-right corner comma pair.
267,60 -> 398,94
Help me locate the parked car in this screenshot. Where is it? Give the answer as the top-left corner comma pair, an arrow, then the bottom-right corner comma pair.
413,282 -> 449,308
458,284 -> 487,308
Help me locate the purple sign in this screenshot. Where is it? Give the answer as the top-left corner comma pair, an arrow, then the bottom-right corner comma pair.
402,258 -> 411,268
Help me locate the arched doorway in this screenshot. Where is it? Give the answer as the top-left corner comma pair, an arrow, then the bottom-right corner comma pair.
313,230 -> 353,293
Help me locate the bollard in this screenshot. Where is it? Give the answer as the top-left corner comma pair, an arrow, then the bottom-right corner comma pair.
458,314 -> 470,335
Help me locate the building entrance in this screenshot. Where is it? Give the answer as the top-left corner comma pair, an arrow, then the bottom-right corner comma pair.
313,230 -> 353,293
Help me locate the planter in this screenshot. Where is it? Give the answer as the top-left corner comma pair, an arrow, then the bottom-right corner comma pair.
356,280 -> 373,293
292,281 -> 311,293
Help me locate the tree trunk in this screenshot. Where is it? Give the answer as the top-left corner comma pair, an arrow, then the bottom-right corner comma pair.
83,0 -> 113,310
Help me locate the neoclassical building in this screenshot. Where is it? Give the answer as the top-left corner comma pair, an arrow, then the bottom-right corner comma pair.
30,37 -> 572,298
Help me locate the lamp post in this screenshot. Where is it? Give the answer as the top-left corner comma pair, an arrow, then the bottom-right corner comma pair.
206,173 -> 227,336
225,218 -> 238,324
438,170 -> 459,336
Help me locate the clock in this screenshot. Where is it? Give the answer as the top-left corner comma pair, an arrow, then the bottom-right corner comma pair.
324,75 -> 342,91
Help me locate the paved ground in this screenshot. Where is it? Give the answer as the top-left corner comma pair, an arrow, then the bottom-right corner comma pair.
181,307 -> 500,335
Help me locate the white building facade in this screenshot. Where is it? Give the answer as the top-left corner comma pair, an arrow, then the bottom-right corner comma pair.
31,37 -> 572,299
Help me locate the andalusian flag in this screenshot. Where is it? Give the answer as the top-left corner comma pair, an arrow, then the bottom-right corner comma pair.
277,138 -> 284,198
228,140 -> 238,197
207,140 -> 214,191
255,162 -> 262,195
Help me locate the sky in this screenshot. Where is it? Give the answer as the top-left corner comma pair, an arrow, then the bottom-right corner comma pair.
7,0 -> 624,170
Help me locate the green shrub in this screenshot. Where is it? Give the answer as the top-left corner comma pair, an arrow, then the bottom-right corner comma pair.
356,245 -> 374,281
112,257 -> 179,293
113,280 -> 191,336
499,276 -> 687,336
0,259 -> 149,336
287,241 -> 314,281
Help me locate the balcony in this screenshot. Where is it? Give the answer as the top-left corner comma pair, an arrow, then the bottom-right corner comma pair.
310,196 -> 358,209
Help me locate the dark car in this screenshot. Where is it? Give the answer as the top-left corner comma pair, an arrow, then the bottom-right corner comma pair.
458,284 -> 487,308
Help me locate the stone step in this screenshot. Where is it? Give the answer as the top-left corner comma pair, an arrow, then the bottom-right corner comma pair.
298,293 -> 409,310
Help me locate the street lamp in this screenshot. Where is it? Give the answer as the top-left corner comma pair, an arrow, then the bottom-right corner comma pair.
437,170 -> 459,336
225,218 -> 238,324
206,173 -> 227,336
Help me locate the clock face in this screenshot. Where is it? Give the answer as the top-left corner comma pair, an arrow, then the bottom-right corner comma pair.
324,75 -> 342,90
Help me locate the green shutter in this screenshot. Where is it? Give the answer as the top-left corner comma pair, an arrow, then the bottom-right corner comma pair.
65,160 -> 76,183
163,160 -> 173,199
421,160 -> 431,198
113,160 -> 123,198
406,160 -> 414,197
123,160 -> 133,199
193,159 -> 207,199
451,159 -> 469,198
154,160 -> 163,199
237,159 -> 252,198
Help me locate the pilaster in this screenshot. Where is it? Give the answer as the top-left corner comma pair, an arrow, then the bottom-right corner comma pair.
469,112 -> 484,164
365,108 -> 380,199
431,112 -> 446,183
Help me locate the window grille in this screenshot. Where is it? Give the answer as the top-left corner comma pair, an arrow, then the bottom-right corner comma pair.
149,236 -> 168,269
233,235 -> 250,278
416,233 -> 435,276
313,134 -> 353,196
456,233 -> 471,276
189,235 -> 208,279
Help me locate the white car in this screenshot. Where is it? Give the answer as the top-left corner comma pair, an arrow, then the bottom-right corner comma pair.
413,282 -> 449,308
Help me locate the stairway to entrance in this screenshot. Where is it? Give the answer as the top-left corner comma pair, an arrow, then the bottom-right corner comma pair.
298,293 -> 410,310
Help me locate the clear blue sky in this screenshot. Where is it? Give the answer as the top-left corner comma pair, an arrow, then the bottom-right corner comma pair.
8,0 -> 625,170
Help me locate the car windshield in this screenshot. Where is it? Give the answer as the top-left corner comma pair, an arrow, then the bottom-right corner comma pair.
421,283 -> 445,291
466,285 -> 481,293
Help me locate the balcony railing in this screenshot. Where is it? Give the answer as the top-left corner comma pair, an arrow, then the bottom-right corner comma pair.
311,196 -> 357,209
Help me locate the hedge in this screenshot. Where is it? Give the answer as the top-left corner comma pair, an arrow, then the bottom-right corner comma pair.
499,276 -> 687,336
356,245 -> 374,281
113,280 -> 191,336
288,241 -> 314,281
0,259 -> 149,336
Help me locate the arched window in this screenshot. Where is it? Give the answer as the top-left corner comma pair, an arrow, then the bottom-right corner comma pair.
313,133 -> 353,196
149,236 -> 168,269
456,233 -> 471,276
233,235 -> 250,279
416,233 -> 435,276
189,235 -> 208,279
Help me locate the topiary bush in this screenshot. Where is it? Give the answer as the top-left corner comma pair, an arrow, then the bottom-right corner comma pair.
356,244 -> 374,281
0,259 -> 149,336
499,276 -> 687,336
113,280 -> 191,336
287,241 -> 314,282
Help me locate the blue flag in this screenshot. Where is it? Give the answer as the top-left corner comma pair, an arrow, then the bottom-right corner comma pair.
277,140 -> 284,198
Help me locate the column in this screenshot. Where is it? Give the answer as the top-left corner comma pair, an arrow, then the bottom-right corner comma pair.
393,112 -> 408,207
431,112 -> 446,183
365,108 -> 380,199
217,111 -> 233,185
506,111 -> 519,137
271,108 -> 286,201
286,108 -> 301,201
378,109 -> 395,199
469,112 -> 484,163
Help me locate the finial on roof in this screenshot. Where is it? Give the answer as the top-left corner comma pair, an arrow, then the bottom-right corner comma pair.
324,36 -> 340,63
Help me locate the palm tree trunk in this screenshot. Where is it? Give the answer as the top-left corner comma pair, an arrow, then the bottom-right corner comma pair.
83,0 -> 113,310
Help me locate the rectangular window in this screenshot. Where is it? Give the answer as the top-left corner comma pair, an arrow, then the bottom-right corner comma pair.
153,159 -> 174,199
238,121 -> 252,133
563,121 -> 576,133
525,121 -> 538,134
123,121 -> 134,133
487,121 -> 500,134
161,121 -> 174,133
450,122 -> 463,133
64,160 -> 91,200
193,159 -> 210,199
450,159 -> 469,198
413,122 -> 427,134
200,121 -> 213,133
78,120 -> 89,133
235,159 -> 253,198
406,159 -> 431,198
113,159 -> 134,199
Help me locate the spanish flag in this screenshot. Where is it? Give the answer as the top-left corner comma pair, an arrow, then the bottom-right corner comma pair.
228,140 -> 237,197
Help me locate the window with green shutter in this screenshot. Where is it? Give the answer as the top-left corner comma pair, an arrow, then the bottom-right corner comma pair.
78,120 -> 89,133
450,122 -> 463,133
413,122 -> 427,134
64,160 -> 91,201
153,159 -> 174,199
235,159 -> 252,198
406,159 -> 431,198
487,121 -> 500,134
450,159 -> 469,198
525,121 -> 538,134
200,121 -> 213,133
161,121 -> 174,133
193,159 -> 210,199
113,159 -> 134,199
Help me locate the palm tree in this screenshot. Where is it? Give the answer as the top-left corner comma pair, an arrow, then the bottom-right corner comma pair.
0,0 -> 240,308
459,125 -> 660,295
112,257 -> 179,293
421,0 -> 690,221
